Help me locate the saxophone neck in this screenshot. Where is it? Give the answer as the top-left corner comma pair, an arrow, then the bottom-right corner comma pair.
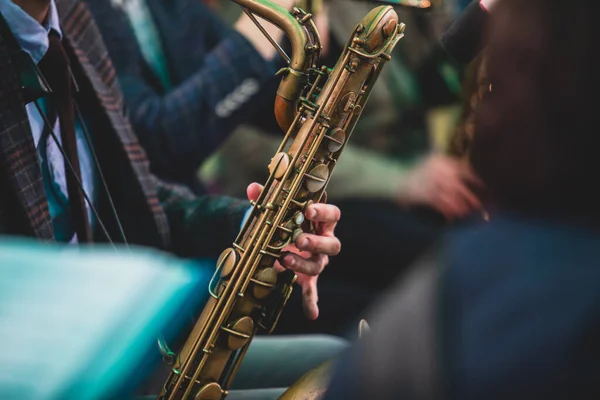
231,0 -> 321,131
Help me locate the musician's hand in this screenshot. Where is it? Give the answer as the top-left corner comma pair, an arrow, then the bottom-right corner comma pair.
398,154 -> 484,221
247,183 -> 341,320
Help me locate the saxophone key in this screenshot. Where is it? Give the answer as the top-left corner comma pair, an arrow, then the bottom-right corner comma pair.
250,267 -> 278,299
220,316 -> 254,350
217,248 -> 238,278
292,211 -> 305,226
302,200 -> 314,213
292,228 -> 304,243
399,22 -> 406,34
325,128 -> 346,152
268,152 -> 290,180
305,164 -> 329,192
194,382 -> 223,400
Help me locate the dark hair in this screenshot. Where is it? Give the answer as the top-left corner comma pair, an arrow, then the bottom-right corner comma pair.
470,0 -> 600,222
448,54 -> 488,160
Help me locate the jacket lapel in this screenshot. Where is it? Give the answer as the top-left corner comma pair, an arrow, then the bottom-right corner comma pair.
0,44 -> 55,240
57,0 -> 170,248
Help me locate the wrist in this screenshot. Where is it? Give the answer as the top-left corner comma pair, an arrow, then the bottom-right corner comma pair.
395,169 -> 420,207
396,182 -> 415,208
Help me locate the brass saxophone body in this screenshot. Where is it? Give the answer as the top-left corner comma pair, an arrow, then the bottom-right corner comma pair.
157,4 -> 404,400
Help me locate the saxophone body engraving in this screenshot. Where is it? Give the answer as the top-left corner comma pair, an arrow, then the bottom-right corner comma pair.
158,4 -> 404,400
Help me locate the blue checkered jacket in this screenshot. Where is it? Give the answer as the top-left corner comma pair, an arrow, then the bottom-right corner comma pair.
85,0 -> 279,188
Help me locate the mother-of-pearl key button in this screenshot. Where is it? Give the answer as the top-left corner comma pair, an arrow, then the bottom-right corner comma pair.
268,152 -> 290,180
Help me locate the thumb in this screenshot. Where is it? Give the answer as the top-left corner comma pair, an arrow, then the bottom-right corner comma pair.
246,182 -> 264,202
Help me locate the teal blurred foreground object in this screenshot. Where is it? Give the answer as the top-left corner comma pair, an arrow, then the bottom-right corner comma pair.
0,238 -> 212,400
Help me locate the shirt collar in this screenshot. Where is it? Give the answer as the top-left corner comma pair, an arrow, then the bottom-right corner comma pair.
0,0 -> 62,64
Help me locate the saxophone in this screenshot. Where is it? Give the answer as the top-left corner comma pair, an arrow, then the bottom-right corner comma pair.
157,3 -> 404,399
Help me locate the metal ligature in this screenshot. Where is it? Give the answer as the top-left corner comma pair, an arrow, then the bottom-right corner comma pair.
157,2 -> 404,399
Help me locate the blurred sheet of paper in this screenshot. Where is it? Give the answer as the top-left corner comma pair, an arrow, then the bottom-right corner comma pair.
0,239 -> 211,400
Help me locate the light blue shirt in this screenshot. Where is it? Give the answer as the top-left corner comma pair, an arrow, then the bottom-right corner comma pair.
0,0 -> 97,243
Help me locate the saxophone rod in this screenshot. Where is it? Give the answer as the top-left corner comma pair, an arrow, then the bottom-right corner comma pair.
242,8 -> 291,64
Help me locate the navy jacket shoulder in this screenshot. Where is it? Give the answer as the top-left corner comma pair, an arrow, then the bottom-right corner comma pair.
443,214 -> 600,399
324,213 -> 600,399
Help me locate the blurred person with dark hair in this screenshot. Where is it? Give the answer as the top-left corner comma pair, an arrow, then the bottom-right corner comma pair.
447,0 -> 495,160
322,0 -> 600,398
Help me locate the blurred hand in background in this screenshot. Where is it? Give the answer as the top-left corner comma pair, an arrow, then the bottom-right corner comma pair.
398,154 -> 483,221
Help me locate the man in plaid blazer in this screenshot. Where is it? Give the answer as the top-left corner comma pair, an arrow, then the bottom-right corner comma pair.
0,0 -> 344,397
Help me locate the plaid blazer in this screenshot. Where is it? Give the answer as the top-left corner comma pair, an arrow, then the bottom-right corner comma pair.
0,0 -> 247,257
84,0 -> 280,188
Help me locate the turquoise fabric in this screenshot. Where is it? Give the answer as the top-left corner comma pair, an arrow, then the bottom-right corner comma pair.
36,98 -> 97,241
0,238 -> 213,400
38,122 -> 72,241
122,0 -> 172,90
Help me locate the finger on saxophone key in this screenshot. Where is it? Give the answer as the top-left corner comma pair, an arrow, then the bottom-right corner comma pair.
304,202 -> 341,235
280,252 -> 328,276
295,233 -> 341,256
